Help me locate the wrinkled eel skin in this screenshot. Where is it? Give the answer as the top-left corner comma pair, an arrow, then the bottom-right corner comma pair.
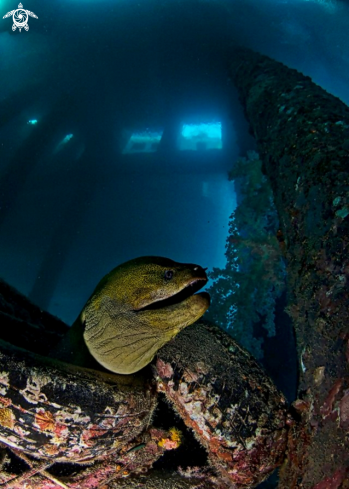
54,256 -> 210,374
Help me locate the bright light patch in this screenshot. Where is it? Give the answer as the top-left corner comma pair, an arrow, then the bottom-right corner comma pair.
27,119 -> 38,125
178,122 -> 222,151
123,130 -> 163,154
53,134 -> 74,154
62,134 -> 73,144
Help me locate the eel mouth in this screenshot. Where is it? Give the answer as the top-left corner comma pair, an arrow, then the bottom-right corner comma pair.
136,278 -> 208,312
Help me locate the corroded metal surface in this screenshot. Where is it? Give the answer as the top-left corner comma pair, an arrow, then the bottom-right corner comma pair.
155,320 -> 288,488
0,427 -> 187,488
230,47 -> 349,488
0,339 -> 156,463
107,471 -> 216,489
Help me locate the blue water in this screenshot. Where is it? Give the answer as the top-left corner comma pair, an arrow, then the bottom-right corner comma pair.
1,0 -> 348,324
0,0 -> 347,326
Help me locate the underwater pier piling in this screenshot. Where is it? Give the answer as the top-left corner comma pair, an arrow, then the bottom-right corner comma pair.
0,95 -> 77,229
230,48 -> 349,488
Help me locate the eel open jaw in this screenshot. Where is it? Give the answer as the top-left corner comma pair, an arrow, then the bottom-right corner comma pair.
135,277 -> 208,312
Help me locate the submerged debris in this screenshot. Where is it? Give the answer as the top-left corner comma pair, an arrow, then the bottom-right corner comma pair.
155,320 -> 289,488
0,281 -> 289,488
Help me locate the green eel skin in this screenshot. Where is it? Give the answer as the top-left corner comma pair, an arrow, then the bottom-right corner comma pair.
54,256 -> 210,374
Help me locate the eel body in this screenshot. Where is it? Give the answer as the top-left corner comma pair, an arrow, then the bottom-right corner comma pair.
54,256 -> 209,374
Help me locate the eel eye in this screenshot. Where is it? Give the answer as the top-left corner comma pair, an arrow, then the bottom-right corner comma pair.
164,270 -> 174,281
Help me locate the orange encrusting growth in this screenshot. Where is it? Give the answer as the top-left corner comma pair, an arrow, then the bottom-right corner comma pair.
157,427 -> 182,450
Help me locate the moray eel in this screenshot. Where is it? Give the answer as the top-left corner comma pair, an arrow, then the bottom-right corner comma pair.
54,256 -> 210,375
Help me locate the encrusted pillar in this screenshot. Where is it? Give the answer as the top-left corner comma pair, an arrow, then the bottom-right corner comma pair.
230,48 -> 349,488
